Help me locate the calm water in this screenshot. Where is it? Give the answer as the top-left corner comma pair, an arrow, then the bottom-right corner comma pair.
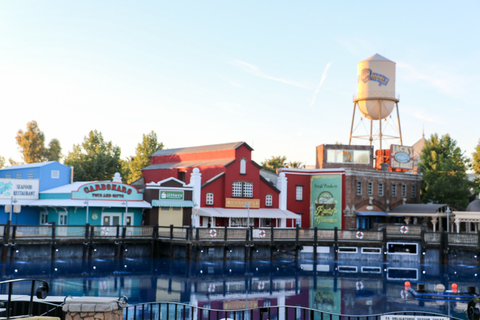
1,257 -> 478,319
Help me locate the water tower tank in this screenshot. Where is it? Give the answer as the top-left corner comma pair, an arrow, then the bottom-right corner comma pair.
356,54 -> 396,120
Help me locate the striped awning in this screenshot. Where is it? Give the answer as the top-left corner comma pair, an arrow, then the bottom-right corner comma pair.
152,200 -> 194,208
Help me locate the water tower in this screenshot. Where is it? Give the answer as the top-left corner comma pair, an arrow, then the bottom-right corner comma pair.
349,54 -> 402,149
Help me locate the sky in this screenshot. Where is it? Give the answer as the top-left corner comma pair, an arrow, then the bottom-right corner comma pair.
1,1 -> 479,168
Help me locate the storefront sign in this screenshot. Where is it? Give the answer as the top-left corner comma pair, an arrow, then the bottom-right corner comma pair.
311,175 -> 342,229
225,198 -> 260,209
390,145 -> 414,170
0,179 -> 39,200
160,190 -> 184,200
72,182 -> 143,201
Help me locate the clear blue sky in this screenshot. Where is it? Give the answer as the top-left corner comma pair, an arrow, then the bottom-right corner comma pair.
1,1 -> 479,167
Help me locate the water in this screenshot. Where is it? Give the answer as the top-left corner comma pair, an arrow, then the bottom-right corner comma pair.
1,257 -> 478,319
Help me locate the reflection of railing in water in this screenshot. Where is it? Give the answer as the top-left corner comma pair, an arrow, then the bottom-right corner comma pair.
123,301 -> 465,320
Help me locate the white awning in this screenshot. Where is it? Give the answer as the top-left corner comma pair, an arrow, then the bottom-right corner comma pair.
198,207 -> 300,219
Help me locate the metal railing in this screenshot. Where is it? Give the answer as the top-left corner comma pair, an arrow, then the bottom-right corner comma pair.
3,223 -> 480,248
0,278 -> 64,319
124,301 -> 466,320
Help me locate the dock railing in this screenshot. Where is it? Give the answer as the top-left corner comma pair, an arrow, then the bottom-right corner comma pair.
3,222 -> 480,248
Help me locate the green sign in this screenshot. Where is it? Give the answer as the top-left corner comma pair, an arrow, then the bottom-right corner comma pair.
160,190 -> 184,200
311,175 -> 342,229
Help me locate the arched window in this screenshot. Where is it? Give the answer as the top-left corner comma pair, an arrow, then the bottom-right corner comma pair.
240,158 -> 246,175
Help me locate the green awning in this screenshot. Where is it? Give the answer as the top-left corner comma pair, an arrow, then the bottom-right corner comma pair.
152,200 -> 194,208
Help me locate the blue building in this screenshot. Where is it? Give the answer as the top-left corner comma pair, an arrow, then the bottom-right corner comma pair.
0,162 -> 150,226
0,161 -> 71,191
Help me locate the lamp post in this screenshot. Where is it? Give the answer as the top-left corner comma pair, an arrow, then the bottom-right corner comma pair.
84,200 -> 89,224
244,201 -> 250,228
446,205 -> 451,233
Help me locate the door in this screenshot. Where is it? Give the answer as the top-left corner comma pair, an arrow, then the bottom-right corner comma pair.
58,213 -> 68,236
102,213 -> 121,236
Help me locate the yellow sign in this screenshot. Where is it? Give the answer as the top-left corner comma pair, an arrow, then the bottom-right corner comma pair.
225,198 -> 260,208
224,300 -> 258,310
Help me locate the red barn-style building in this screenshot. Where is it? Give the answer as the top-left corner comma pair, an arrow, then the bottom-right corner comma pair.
142,142 -> 298,228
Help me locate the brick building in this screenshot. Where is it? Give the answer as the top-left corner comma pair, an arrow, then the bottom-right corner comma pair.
279,144 -> 421,230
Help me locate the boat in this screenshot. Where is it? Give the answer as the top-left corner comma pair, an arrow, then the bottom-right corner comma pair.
406,282 -> 477,302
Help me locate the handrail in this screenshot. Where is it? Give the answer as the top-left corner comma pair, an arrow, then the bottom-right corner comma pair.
0,278 -> 49,319
124,301 -> 466,320
2,224 -> 480,248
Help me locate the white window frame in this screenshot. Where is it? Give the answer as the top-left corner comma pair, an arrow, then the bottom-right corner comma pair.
401,184 -> 407,197
16,173 -> 22,179
265,194 -> 272,207
206,192 -> 214,205
296,186 -> 303,201
240,159 -> 246,175
243,182 -> 253,198
378,183 -> 384,196
392,184 -> 397,197
51,170 -> 60,179
28,171 -> 34,179
356,181 -> 362,195
411,184 -> 416,198
6,173 -> 11,178
232,182 -> 243,197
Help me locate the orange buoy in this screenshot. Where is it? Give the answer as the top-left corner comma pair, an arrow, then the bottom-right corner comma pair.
405,281 -> 411,289
452,283 -> 458,293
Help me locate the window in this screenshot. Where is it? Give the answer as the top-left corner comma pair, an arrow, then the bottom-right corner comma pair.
378,183 -> 384,196
367,182 -> 373,195
51,170 -> 60,179
172,207 -> 181,211
392,184 -> 397,197
232,181 -> 253,198
401,184 -> 407,197
6,173 -> 11,178
16,173 -> 22,179
206,193 -> 214,205
28,171 -> 34,179
411,184 -> 416,198
327,149 -> 370,164
40,213 -> 48,225
296,186 -> 303,201
265,194 -> 273,207
240,159 -> 246,175
356,181 -> 362,195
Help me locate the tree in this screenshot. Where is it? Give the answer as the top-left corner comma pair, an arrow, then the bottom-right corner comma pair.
472,139 -> 480,195
127,131 -> 164,183
15,121 -> 62,163
261,156 -> 287,173
0,156 -> 5,169
419,133 -> 471,209
15,121 -> 46,163
64,130 -> 123,181
45,138 -> 62,161
288,161 -> 305,169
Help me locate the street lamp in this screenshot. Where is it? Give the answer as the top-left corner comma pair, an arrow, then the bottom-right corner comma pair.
244,201 -> 250,227
446,206 -> 451,233
84,200 -> 89,224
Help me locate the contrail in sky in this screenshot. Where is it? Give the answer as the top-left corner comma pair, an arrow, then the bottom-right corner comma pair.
309,62 -> 333,108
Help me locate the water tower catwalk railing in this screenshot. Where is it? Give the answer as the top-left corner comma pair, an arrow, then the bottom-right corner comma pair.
350,96 -> 402,149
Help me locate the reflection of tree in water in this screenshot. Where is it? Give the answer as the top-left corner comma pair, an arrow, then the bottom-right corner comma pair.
314,289 -> 334,312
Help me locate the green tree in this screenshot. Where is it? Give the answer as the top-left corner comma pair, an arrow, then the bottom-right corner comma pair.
288,161 -> 305,169
472,139 -> 480,195
64,130 -> 123,181
15,121 -> 62,163
15,120 -> 46,163
127,131 -> 164,183
45,138 -> 62,161
261,156 -> 287,173
419,133 -> 471,209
